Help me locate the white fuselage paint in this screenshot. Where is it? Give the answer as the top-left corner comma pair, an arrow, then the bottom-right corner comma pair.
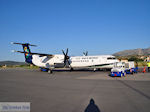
32,54 -> 119,69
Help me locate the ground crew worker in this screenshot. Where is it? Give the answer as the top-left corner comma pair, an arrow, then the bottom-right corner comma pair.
147,61 -> 150,72
135,62 -> 138,73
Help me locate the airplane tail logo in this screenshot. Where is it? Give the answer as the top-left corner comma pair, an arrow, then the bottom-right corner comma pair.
24,46 -> 30,59
22,44 -> 32,64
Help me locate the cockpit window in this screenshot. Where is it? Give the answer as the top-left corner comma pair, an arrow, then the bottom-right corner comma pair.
107,57 -> 116,60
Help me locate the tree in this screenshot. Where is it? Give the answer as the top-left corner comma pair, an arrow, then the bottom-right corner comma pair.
128,56 -> 143,62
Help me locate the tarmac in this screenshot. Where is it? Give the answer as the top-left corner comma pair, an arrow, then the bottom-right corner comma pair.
0,68 -> 150,112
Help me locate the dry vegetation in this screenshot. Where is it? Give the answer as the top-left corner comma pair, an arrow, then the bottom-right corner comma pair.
116,55 -> 148,67
0,64 -> 39,69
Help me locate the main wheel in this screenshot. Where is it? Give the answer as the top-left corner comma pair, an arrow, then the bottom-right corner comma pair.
48,69 -> 53,74
70,68 -> 74,71
121,73 -> 123,77
124,72 -> 126,77
93,68 -> 96,72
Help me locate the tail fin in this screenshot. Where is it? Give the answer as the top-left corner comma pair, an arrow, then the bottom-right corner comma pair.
22,43 -> 33,64
12,42 -> 36,64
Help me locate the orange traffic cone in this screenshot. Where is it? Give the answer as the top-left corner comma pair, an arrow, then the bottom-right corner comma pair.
142,66 -> 146,73
130,69 -> 133,74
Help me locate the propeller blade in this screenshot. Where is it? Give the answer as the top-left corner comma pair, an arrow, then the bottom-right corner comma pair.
86,51 -> 88,56
83,52 -> 85,55
66,48 -> 68,56
64,61 -> 66,66
62,48 -> 70,67
62,50 -> 65,55
83,51 -> 88,56
67,59 -> 70,65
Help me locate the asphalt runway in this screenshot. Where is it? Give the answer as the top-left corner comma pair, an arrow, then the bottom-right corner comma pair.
0,68 -> 150,112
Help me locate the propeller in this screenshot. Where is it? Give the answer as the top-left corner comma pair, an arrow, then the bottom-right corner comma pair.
83,51 -> 88,56
62,48 -> 70,67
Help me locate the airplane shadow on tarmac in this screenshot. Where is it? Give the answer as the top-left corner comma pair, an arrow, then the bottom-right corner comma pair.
84,98 -> 101,112
52,68 -> 110,73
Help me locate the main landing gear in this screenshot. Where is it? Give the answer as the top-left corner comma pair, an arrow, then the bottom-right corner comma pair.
70,67 -> 74,71
93,68 -> 96,72
48,69 -> 53,74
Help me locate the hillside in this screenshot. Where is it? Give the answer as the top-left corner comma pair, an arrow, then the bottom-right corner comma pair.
0,61 -> 27,66
113,47 -> 150,56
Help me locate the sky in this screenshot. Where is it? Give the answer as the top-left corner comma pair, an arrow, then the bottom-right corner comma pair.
0,0 -> 150,62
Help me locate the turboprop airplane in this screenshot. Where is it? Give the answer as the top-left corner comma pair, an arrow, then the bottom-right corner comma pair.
11,42 -> 119,73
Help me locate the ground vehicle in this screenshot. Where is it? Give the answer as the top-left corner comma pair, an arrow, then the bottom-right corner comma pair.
124,61 -> 135,74
111,61 -> 137,77
111,62 -> 126,77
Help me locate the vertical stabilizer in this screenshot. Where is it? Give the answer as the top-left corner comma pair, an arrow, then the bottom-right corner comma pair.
22,43 -> 33,64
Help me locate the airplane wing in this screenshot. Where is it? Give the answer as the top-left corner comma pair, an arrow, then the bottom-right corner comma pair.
12,50 -> 54,58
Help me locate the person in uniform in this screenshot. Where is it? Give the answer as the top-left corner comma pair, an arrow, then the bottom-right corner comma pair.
147,61 -> 150,72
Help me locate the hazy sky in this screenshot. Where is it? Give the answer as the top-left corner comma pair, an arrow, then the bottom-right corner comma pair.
0,0 -> 150,61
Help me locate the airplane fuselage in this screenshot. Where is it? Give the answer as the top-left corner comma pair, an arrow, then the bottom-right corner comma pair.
32,54 -> 119,69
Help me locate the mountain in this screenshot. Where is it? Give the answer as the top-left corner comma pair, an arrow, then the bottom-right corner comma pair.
0,61 -> 27,66
113,48 -> 150,56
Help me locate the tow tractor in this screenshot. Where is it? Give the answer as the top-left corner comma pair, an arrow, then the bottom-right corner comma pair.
111,62 -> 126,77
111,61 -> 137,77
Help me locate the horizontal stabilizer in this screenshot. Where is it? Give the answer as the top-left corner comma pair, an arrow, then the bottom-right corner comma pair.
11,42 -> 37,47
13,50 -> 54,57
